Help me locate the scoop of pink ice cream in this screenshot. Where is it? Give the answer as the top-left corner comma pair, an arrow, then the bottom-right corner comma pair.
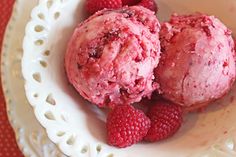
156,13 -> 236,108
65,6 -> 161,107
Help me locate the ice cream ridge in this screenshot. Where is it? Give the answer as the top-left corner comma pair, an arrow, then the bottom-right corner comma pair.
65,6 -> 161,107
156,13 -> 236,110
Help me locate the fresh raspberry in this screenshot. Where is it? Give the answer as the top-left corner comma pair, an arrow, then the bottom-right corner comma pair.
86,0 -> 122,15
107,105 -> 151,148
122,0 -> 140,6
144,101 -> 183,142
138,0 -> 158,13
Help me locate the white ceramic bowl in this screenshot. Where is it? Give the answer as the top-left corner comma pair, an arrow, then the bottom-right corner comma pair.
22,0 -> 236,156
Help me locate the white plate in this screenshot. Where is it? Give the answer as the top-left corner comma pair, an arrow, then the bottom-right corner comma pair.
21,0 -> 236,157
1,0 -> 65,156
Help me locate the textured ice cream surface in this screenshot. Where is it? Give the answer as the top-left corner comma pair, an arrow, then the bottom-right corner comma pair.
65,6 -> 161,107
156,13 -> 236,108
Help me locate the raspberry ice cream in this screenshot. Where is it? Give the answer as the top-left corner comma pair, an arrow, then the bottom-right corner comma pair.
156,13 -> 236,108
65,6 -> 161,107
